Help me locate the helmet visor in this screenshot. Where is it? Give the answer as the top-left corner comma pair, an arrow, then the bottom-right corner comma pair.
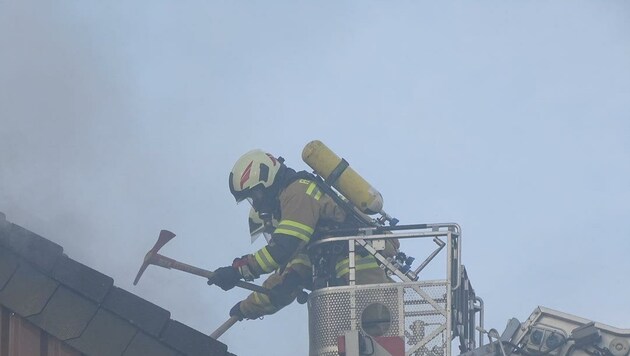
248,210 -> 276,244
250,231 -> 273,244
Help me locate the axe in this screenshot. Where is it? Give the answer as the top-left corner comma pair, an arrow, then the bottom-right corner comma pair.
133,230 -> 270,295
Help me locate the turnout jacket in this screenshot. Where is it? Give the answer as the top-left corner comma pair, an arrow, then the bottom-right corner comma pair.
238,174 -> 398,319
244,177 -> 345,278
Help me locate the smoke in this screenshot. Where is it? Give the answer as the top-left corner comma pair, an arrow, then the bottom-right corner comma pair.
0,0 -> 225,331
2,2 -> 629,355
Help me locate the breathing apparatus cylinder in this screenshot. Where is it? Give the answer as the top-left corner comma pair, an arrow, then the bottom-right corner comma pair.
302,140 -> 385,215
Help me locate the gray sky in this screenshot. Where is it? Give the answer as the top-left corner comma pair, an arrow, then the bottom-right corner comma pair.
1,1 -> 629,355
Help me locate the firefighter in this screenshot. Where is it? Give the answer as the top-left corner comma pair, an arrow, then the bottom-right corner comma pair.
209,149 -> 395,321
227,208 -> 311,320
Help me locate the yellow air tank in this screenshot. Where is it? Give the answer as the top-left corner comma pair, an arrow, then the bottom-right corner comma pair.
302,140 -> 384,215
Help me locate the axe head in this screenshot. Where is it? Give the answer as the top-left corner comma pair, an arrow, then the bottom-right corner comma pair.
133,230 -> 176,285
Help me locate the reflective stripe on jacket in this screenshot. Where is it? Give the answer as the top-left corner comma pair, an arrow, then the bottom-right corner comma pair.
247,178 -> 345,277
335,255 -> 381,278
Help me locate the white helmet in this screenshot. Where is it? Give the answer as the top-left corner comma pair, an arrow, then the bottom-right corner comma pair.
248,207 -> 277,244
229,149 -> 282,203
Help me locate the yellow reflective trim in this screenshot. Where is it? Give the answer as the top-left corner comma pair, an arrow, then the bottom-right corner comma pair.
336,262 -> 380,277
306,182 -> 317,195
274,228 -> 310,242
261,247 -> 279,270
275,220 -> 314,242
336,259 -> 350,273
254,252 -> 270,271
286,257 -> 311,268
254,246 -> 278,272
335,257 -> 371,271
279,220 -> 314,234
294,257 -> 311,265
314,191 -> 322,200
335,257 -> 381,277
253,292 -> 270,305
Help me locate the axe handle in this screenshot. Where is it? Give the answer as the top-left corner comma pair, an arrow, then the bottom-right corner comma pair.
156,255 -> 214,279
153,254 -> 272,295
210,316 -> 240,339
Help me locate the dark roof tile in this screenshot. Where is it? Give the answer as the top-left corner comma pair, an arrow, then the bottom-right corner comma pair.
0,212 -> 9,238
161,319 -> 228,356
0,223 -> 62,273
0,262 -> 58,317
103,286 -> 170,337
28,285 -> 98,340
0,213 -> 232,355
53,255 -> 113,303
67,308 -> 137,356
123,331 -> 182,356
0,247 -> 19,289
0,219 -> 13,247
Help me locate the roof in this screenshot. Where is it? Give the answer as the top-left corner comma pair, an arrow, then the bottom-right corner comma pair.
0,212 -> 235,356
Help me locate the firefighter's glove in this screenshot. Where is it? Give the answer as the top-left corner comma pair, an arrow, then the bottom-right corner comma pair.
208,266 -> 242,291
231,256 -> 257,281
229,302 -> 245,321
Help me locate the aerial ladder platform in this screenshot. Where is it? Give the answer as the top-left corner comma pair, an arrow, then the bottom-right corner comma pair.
307,222 -> 480,356
306,223 -> 630,356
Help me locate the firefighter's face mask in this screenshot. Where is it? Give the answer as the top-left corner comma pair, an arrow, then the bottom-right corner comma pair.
246,186 -> 275,214
249,210 -> 276,244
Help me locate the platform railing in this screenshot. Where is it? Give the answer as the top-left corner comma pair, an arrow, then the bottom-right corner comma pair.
307,223 -> 482,356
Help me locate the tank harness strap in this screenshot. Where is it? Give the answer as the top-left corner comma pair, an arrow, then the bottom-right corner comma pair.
326,158 -> 349,186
